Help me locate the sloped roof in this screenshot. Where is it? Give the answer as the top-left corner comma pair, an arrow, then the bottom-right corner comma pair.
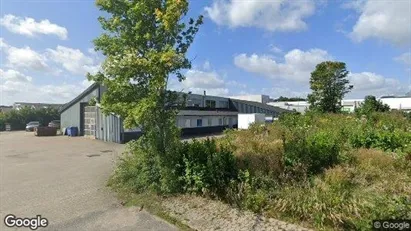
229,98 -> 291,113
59,83 -> 100,113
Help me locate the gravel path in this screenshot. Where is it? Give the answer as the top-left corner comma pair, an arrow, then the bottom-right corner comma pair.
162,195 -> 313,231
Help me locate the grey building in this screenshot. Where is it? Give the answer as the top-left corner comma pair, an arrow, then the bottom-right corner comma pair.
0,106 -> 13,113
60,83 -> 287,143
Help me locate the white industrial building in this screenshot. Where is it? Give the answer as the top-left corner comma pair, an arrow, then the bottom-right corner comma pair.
268,96 -> 411,113
60,84 -> 289,143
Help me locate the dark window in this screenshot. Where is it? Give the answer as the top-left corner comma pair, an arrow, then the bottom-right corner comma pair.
197,119 -> 203,127
206,100 -> 216,108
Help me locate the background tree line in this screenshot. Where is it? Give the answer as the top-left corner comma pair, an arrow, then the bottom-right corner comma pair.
0,107 -> 60,131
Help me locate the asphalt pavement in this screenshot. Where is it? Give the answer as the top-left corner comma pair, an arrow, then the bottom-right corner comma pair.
0,131 -> 177,231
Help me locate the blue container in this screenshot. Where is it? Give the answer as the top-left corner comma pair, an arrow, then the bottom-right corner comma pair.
65,127 -> 71,136
68,127 -> 78,137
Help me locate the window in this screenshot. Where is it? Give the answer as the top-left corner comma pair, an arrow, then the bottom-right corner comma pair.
218,118 -> 223,126
224,117 -> 228,125
185,119 -> 191,128
193,104 -> 200,107
206,100 -> 216,108
197,119 -> 203,127
208,118 -> 212,126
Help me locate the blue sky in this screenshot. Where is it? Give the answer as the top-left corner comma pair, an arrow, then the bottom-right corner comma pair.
1,0 -> 410,105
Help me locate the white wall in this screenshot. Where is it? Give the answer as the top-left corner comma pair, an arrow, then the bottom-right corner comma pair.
177,115 -> 237,128
380,98 -> 411,110
238,113 -> 265,129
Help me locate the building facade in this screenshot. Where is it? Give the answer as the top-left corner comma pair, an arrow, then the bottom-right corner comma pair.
60,83 -> 287,143
230,95 -> 272,104
268,96 -> 411,114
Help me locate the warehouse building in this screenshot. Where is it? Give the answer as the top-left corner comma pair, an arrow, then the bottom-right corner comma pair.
60,83 -> 288,143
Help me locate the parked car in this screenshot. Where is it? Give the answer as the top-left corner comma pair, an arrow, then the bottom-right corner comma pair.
48,120 -> 60,128
26,121 -> 40,131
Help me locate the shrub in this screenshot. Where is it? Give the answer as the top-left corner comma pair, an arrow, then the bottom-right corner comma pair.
181,139 -> 238,198
282,127 -> 343,175
269,153 -> 411,230
108,140 -> 162,193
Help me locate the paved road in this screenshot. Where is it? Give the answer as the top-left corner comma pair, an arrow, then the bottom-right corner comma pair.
0,132 -> 177,231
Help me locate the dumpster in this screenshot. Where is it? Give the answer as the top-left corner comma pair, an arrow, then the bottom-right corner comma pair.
67,127 -> 78,137
34,127 -> 57,136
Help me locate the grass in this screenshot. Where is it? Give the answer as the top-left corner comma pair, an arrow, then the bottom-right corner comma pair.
108,112 -> 411,231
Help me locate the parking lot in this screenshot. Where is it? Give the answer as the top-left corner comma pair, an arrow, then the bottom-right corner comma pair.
0,131 -> 176,231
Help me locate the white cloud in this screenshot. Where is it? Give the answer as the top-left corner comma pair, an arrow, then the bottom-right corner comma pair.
46,46 -> 100,75
348,0 -> 411,46
0,68 -> 84,105
0,78 -> 90,105
270,45 -> 283,53
203,60 -> 211,70
347,72 -> 408,97
394,52 -> 411,66
183,70 -> 225,89
226,80 -> 247,89
87,48 -> 97,55
81,79 -> 94,88
168,69 -> 231,96
1,39 -> 50,71
234,47 -> 409,98
234,48 -> 332,83
204,0 -> 316,32
0,69 -> 32,82
0,14 -> 68,40
342,0 -> 367,12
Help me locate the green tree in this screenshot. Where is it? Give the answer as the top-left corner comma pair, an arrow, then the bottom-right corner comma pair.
355,95 -> 390,115
88,0 -> 203,192
0,107 -> 59,131
274,96 -> 307,102
307,61 -> 353,113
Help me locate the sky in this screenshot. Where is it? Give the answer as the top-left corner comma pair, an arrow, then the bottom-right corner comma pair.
0,0 -> 410,105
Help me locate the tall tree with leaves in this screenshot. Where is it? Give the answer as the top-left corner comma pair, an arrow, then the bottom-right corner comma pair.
307,61 -> 353,113
88,0 -> 203,191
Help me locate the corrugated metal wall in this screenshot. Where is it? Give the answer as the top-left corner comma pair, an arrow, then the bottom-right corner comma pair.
95,107 -> 123,143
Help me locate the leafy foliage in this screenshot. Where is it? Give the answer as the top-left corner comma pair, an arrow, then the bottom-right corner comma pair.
273,96 -> 307,102
0,107 -> 59,131
180,139 -> 238,197
91,0 -> 203,192
355,95 -> 390,116
307,61 -> 353,113
218,112 -> 411,230
111,111 -> 411,230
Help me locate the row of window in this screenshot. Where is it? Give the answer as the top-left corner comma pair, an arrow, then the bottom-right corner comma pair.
189,100 -> 229,108
234,102 -> 276,115
181,117 -> 234,128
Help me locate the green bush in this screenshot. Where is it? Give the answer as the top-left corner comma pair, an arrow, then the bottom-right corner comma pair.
283,129 -> 342,175
110,138 -> 238,198
110,111 -> 411,231
108,140 -> 162,193
181,139 -> 238,198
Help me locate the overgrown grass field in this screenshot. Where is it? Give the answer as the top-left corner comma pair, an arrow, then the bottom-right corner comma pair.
109,111 -> 411,230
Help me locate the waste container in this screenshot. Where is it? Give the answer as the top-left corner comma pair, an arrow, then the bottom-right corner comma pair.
67,127 -> 78,137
